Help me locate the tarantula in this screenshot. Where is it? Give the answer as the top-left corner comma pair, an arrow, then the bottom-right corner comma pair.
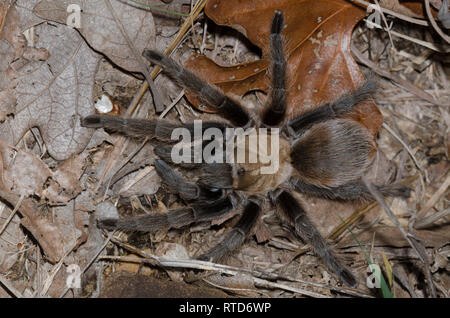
81,11 -> 410,287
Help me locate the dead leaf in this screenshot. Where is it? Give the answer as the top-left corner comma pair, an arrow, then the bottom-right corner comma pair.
185,0 -> 382,137
0,21 -> 101,160
0,4 -> 25,59
184,55 -> 269,112
43,152 -> 88,205
154,242 -> 189,282
0,203 -> 24,273
33,0 -> 156,73
0,189 -> 64,263
379,0 -> 422,18
14,0 -> 46,32
113,166 -> 161,198
0,139 -> 52,197
0,90 -> 16,122
0,139 -> 86,205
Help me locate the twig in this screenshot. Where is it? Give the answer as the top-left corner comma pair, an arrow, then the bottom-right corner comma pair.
159,89 -> 185,118
107,237 -> 372,298
424,0 -> 450,45
362,177 -> 437,297
0,194 -> 24,236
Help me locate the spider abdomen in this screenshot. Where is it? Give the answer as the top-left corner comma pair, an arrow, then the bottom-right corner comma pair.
291,119 -> 375,188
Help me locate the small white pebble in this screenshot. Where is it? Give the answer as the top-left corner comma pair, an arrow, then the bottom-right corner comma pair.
94,95 -> 113,114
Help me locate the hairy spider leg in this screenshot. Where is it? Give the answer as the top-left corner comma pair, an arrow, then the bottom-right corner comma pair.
290,178 -> 411,201
143,50 -> 252,128
154,159 -> 224,201
287,80 -> 376,137
198,198 -> 262,262
273,190 -> 358,287
81,114 -> 229,140
98,195 -> 235,232
262,10 -> 288,126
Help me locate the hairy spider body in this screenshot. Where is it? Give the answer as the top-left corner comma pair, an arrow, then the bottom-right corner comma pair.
82,11 -> 410,287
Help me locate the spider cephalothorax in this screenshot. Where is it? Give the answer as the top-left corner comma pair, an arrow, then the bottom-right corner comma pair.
81,10 -> 410,287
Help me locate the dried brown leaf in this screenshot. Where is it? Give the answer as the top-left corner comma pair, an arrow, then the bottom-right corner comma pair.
186,0 -> 382,136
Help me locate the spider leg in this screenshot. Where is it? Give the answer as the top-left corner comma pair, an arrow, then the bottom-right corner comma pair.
154,145 -> 234,189
98,195 -> 235,232
154,159 -> 223,201
272,190 -> 358,287
143,50 -> 252,127
81,114 -> 229,140
290,178 -> 411,201
261,10 -> 287,127
197,198 -> 261,262
287,80 -> 376,137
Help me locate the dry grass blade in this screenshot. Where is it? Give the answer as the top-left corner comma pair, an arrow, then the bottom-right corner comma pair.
0,194 -> 23,236
362,176 -> 437,298
415,208 -> 450,229
363,19 -> 445,52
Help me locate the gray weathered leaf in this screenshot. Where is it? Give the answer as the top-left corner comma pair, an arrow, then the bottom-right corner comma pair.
33,0 -> 156,72
14,0 -> 46,32
0,23 -> 100,160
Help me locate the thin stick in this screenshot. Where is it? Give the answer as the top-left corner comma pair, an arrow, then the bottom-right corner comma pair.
424,0 -> 450,45
0,194 -> 24,236
108,237 -> 372,297
159,89 -> 185,118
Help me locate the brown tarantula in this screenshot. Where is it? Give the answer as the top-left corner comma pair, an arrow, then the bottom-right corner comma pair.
81,11 -> 410,287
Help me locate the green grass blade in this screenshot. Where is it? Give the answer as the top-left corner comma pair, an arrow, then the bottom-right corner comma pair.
337,215 -> 393,298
